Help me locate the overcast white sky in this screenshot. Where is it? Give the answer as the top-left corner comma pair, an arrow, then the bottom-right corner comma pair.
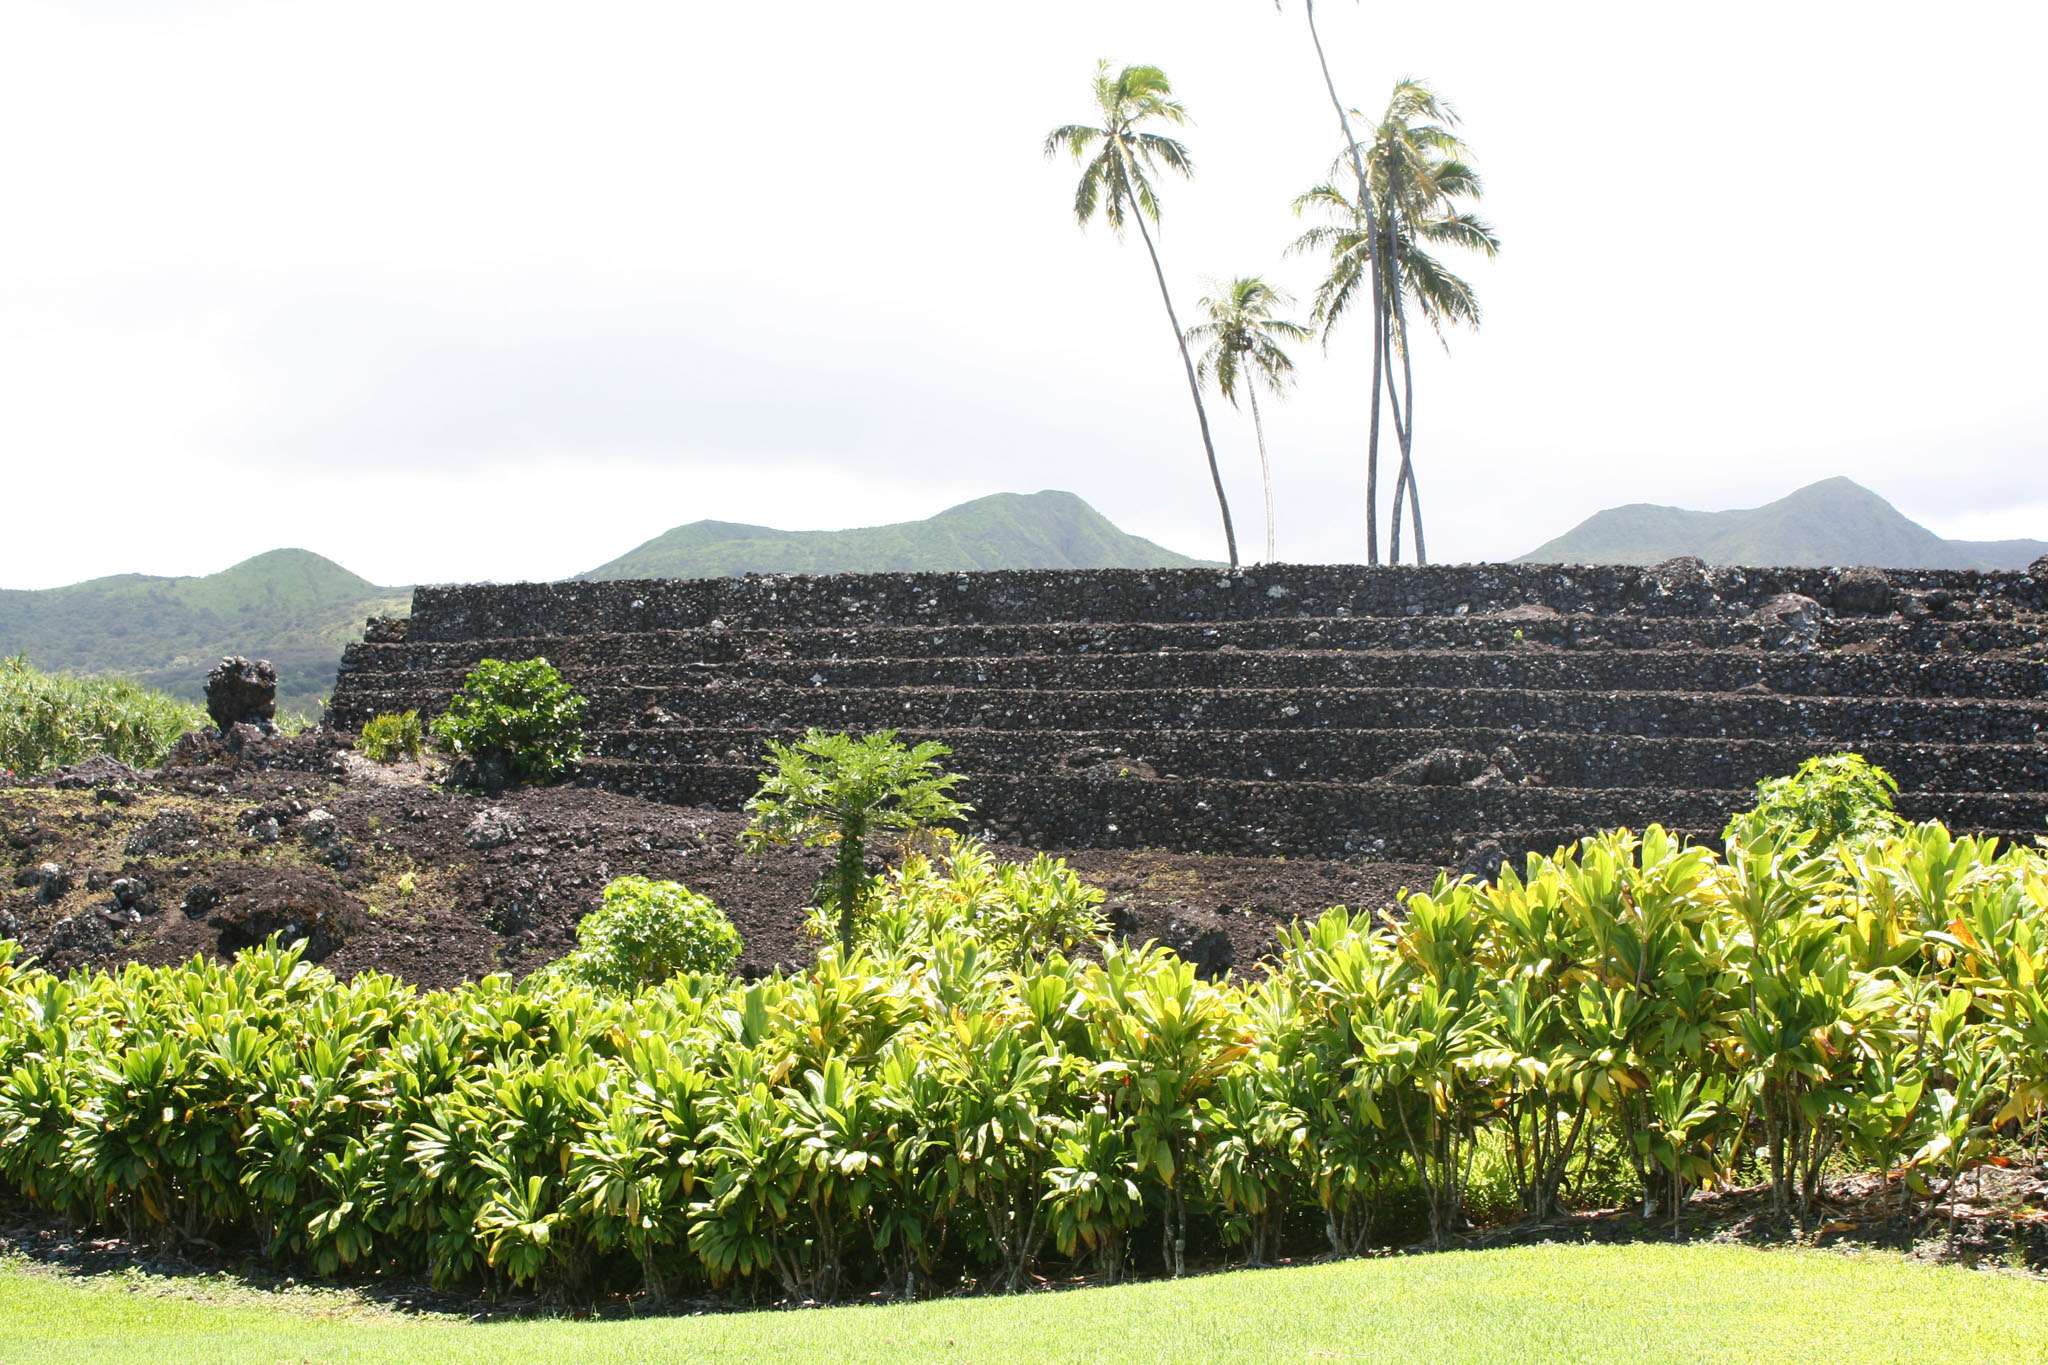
3,0 -> 2044,588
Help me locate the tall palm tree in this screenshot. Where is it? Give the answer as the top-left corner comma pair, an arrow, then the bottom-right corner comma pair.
1291,79 -> 1496,564
1046,62 -> 1239,569
1186,277 -> 1311,563
1361,80 -> 1497,564
1274,0 -> 1386,564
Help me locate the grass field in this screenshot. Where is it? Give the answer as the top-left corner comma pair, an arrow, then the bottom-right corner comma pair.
1,1242 -> 2043,1364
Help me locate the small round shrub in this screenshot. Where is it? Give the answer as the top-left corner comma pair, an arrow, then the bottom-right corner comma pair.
430,658 -> 585,782
850,841 -> 1107,966
358,710 -> 425,763
552,876 -> 743,992
1724,751 -> 1902,853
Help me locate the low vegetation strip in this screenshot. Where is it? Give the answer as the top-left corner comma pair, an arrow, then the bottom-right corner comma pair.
4,1244 -> 2046,1364
0,777 -> 2042,1304
0,657 -> 206,778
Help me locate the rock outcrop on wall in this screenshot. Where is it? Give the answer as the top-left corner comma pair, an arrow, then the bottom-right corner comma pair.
327,563 -> 2048,862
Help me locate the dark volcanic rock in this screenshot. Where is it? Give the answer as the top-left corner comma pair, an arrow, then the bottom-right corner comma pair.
0,744 -> 1432,988
1161,909 -> 1235,979
14,862 -> 69,905
43,756 -> 143,791
205,656 -> 278,735
1458,838 -> 1512,885
1382,746 -> 1525,789
124,811 -> 203,858
1830,569 -> 1894,616
211,869 -> 364,961
110,875 -> 154,914
1746,593 -> 1828,650
464,806 -> 525,850
224,722 -> 277,757
1494,602 -> 1560,622
449,751 -> 516,794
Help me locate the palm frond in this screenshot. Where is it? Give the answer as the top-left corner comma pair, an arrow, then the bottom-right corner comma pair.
1414,210 -> 1499,257
1398,247 -> 1481,335
1043,124 -> 1101,162
1136,131 -> 1195,178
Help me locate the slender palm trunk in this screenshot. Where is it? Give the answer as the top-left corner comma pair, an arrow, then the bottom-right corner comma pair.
1384,338 -> 1424,565
1383,305 -> 1408,564
1366,293 -> 1385,566
1248,384 -> 1276,562
1131,203 -> 1238,568
1304,0 -> 1382,565
1380,166 -> 1426,566
1381,289 -> 1426,564
1397,312 -> 1426,563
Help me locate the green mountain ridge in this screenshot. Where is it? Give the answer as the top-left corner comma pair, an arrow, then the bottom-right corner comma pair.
580,491 -> 1209,580
0,493 -> 1206,720
1517,478 -> 2047,571
0,550 -> 410,717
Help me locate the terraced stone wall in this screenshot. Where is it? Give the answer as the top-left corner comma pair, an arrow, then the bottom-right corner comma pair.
329,563 -> 2048,862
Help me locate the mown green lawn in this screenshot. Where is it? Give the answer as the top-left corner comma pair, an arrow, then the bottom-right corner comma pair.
1,1241 -> 2041,1365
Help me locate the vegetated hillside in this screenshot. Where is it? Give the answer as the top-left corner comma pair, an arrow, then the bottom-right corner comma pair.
1518,477 -> 2047,569
581,490 -> 1210,580
0,550 -> 409,717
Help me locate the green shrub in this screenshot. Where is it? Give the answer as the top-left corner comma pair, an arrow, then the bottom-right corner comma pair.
0,655 -> 206,777
741,728 -> 969,954
851,840 -> 1107,967
551,875 -> 742,991
4,798 -> 2047,1303
430,658 -> 586,782
1723,751 -> 1902,852
359,710 -> 426,763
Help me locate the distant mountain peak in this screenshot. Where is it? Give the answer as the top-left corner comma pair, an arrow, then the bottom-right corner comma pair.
581,490 -> 1209,581
1518,478 -> 2044,571
0,550 -> 407,716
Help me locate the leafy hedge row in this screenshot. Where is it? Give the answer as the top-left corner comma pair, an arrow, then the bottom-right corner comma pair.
0,820 -> 2042,1303
0,655 -> 207,777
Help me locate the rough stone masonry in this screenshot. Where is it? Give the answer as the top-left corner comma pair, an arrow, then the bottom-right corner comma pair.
327,562 -> 2048,863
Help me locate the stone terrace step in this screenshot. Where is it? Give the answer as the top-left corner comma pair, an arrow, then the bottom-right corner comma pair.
573,760 -> 2048,861
584,727 -> 2048,793
342,650 -> 2048,702
403,563 -> 2048,641
328,564 -> 2048,862
339,613 -> 2048,678
332,681 -> 2042,745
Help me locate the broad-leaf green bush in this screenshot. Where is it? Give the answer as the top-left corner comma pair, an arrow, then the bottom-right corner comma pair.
430,657 -> 585,783
550,876 -> 743,991
0,802 -> 2043,1303
847,840 -> 1108,968
357,710 -> 425,763
1724,751 -> 1902,852
0,655 -> 206,777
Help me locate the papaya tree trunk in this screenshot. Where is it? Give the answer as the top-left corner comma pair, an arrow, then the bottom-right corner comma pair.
834,823 -> 867,956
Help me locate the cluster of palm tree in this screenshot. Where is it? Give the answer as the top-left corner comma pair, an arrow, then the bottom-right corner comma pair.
1043,6 -> 1498,567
